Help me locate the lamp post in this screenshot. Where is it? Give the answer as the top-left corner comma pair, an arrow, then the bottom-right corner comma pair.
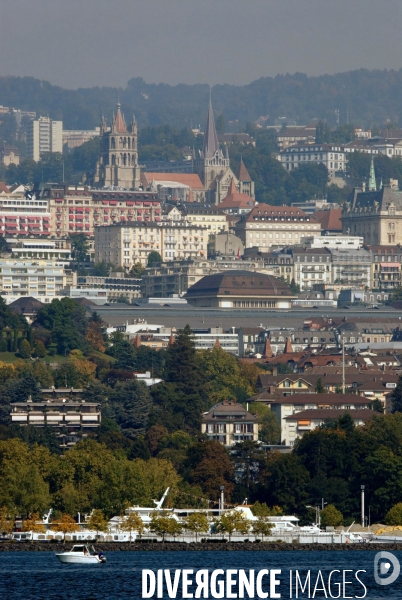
361,485 -> 365,528
220,486 -> 225,514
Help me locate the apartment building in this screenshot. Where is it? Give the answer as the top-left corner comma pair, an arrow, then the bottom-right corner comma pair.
9,239 -> 72,263
44,186 -> 161,239
0,193 -> 51,237
10,398 -> 101,450
0,258 -> 74,303
278,144 -> 346,177
235,204 -> 321,250
76,274 -> 141,302
292,248 -> 332,291
27,117 -> 63,161
95,221 -> 208,268
371,245 -> 402,291
331,247 -> 372,288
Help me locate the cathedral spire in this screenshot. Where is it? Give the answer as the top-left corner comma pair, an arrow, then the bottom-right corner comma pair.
113,101 -> 127,133
368,157 -> 377,191
202,95 -> 219,159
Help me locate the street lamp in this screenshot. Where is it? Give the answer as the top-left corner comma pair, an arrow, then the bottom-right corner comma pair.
361,485 -> 365,528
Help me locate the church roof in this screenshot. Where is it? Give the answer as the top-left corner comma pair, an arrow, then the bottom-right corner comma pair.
350,186 -> 402,211
202,99 -> 219,159
114,102 -> 127,133
237,158 -> 252,182
218,179 -> 255,209
143,172 -> 204,190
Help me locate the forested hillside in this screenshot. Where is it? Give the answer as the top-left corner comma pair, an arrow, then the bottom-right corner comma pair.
2,68 -> 402,130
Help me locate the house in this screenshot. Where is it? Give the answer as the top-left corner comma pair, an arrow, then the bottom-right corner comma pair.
267,394 -> 372,446
284,409 -> 374,446
201,400 -> 259,446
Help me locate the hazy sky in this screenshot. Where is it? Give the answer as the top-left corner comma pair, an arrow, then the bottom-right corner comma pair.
1,0 -> 402,89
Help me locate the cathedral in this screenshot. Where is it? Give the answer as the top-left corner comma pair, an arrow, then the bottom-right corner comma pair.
195,99 -> 255,204
94,102 -> 141,189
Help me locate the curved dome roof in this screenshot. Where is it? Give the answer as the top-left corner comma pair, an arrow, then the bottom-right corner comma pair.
185,270 -> 293,298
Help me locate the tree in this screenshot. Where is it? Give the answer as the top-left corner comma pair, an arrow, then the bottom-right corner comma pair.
385,502 -> 402,526
390,376 -> 402,413
251,501 -> 283,517
216,114 -> 225,134
52,514 -> 80,534
247,402 -> 280,445
198,347 -> 253,404
19,339 -> 31,359
108,379 -> 152,439
32,361 -> 54,387
92,262 -> 112,277
147,251 -> 162,266
149,514 -> 182,542
315,377 -> 325,394
22,513 -> 45,533
0,505 -> 14,535
33,340 -> 46,358
130,263 -> 145,278
214,510 -> 250,541
186,441 -> 234,500
320,504 -> 343,528
69,233 -> 90,263
183,512 -> 210,542
114,340 -> 137,370
120,511 -> 144,544
86,509 -> 108,538
252,517 -> 273,541
86,320 -> 106,353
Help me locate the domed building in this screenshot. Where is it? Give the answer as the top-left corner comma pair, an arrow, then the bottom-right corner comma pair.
184,270 -> 295,309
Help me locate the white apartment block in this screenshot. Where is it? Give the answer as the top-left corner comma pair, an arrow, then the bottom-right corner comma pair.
0,194 -> 51,236
300,235 -> 364,250
27,117 -> 63,161
95,221 -> 208,268
279,144 -> 346,177
0,259 -> 74,304
9,239 -> 72,263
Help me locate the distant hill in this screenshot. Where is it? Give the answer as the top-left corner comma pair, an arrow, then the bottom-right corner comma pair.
1,68 -> 402,130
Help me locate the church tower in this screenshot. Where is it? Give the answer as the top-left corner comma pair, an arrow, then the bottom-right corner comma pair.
94,102 -> 141,189
195,98 -> 230,193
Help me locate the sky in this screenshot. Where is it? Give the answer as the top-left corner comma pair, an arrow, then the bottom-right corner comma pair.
1,0 -> 402,90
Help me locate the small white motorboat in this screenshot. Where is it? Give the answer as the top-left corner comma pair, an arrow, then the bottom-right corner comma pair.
55,544 -> 107,564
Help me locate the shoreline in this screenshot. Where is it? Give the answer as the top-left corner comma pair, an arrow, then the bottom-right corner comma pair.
2,541 -> 402,552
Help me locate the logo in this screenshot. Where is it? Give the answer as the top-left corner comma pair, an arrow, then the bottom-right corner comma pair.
374,551 -> 400,586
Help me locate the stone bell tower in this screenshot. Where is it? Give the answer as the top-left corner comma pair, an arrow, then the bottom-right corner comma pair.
94,102 -> 141,189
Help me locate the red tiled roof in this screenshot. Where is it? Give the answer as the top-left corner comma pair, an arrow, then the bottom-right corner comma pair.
312,208 -> 342,231
285,409 -> 374,421
0,182 -> 10,193
245,203 -> 318,223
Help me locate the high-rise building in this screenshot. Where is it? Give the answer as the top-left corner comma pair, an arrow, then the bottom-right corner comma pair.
27,117 -> 63,161
94,102 -> 141,189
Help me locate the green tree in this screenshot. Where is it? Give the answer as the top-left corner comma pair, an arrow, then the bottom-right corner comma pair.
390,376 -> 402,413
149,513 -> 182,542
86,509 -> 108,538
315,377 -> 325,394
52,514 -> 80,534
33,340 -> 46,358
92,262 -> 112,276
251,501 -> 283,517
198,347 -> 253,404
320,504 -> 343,527
69,233 -> 90,263
385,502 -> 402,526
183,512 -> 210,542
214,510 -> 250,541
120,511 -> 144,544
248,402 -> 280,444
216,114 -> 225,134
0,505 -> 14,535
107,379 -> 152,439
114,340 -> 136,370
19,339 -> 31,359
147,251 -> 162,266
130,263 -> 145,278
315,120 -> 331,143
252,517 -> 273,541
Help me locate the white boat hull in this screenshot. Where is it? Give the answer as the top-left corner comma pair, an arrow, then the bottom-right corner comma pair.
56,554 -> 105,564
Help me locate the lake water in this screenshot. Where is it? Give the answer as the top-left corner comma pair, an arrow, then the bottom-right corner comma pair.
1,550 -> 402,599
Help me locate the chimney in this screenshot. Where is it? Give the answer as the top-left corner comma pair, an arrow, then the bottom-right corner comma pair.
273,366 -> 278,376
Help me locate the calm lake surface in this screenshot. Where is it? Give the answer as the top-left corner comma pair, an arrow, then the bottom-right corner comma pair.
1,550 -> 402,599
